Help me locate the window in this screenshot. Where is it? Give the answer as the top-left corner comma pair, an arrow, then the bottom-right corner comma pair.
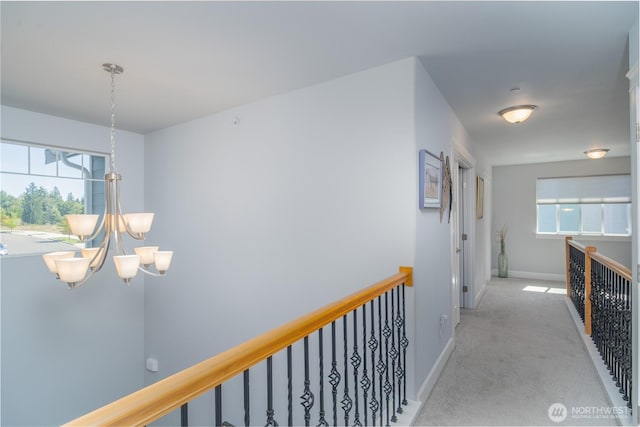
536,175 -> 631,237
0,139 -> 106,255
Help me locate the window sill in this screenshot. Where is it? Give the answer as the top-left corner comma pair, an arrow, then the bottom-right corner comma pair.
535,233 -> 631,242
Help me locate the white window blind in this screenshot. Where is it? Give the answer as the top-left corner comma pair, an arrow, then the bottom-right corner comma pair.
536,174 -> 631,204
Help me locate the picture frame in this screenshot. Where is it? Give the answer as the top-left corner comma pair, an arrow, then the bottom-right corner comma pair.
419,149 -> 443,209
476,176 -> 485,219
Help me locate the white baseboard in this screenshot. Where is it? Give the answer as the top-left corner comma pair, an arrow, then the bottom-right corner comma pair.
416,337 -> 455,404
491,269 -> 565,283
473,283 -> 487,308
393,399 -> 422,426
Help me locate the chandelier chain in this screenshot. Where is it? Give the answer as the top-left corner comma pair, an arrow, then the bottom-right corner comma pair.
110,66 -> 117,173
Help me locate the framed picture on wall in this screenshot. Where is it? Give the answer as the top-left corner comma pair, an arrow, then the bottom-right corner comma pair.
476,176 -> 485,219
419,149 -> 443,209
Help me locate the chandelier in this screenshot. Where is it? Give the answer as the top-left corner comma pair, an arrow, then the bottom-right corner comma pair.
42,63 -> 173,288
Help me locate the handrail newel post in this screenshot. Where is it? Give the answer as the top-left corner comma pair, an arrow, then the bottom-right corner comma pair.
584,245 -> 596,336
399,266 -> 413,287
565,236 -> 573,297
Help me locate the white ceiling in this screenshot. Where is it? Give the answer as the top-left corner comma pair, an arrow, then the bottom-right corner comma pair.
1,1 -> 637,166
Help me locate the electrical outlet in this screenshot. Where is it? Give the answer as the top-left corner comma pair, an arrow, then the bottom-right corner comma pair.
439,314 -> 449,337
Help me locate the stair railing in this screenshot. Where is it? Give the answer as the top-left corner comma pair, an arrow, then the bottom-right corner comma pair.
64,266 -> 413,426
565,237 -> 632,407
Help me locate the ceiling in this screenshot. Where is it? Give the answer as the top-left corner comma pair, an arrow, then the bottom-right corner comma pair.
1,1 -> 637,166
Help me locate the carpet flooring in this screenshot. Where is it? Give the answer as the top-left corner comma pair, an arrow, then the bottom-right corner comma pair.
414,277 -> 618,426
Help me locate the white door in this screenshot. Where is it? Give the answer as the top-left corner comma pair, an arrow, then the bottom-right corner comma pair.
458,165 -> 466,312
450,161 -> 463,326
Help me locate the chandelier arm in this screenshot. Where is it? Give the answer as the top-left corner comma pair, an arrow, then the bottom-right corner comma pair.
113,225 -> 128,256
69,228 -> 113,289
137,265 -> 166,277
107,172 -> 127,256
81,204 -> 108,244
113,173 -> 146,241
88,227 -> 113,275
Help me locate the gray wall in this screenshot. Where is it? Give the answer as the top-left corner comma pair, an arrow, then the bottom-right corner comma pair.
0,57 -> 494,425
144,58 -> 418,425
144,57 -> 490,424
0,106 -> 147,425
492,157 -> 632,280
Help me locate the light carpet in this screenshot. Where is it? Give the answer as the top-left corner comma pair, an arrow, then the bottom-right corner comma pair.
414,277 -> 618,426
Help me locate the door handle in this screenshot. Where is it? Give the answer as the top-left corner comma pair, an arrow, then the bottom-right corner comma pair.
456,248 -> 461,253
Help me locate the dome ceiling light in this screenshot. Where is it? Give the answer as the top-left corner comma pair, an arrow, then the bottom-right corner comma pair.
498,105 -> 538,124
584,148 -> 610,159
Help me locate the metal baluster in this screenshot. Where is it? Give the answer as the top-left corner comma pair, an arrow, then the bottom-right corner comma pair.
215,385 -> 222,427
614,268 -> 621,388
244,370 -> 250,427
361,303 -> 371,426
301,336 -> 315,427
351,309 -> 362,426
401,284 -> 409,406
625,273 -> 632,407
616,272 -> 625,398
607,266 -> 612,378
342,315 -> 352,425
622,273 -> 628,404
329,321 -> 340,427
383,292 -> 393,427
394,286 -> 404,414
368,299 -> 379,426
390,288 -> 397,423
288,346 -> 293,426
266,357 -> 278,427
377,295 -> 385,426
181,403 -> 188,427
318,328 -> 329,427
603,265 -> 608,365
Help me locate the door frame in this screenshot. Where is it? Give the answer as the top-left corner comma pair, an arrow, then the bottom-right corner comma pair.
450,140 -> 476,330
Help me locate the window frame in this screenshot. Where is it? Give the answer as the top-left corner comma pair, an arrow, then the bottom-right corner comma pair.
535,174 -> 632,239
0,137 -> 108,256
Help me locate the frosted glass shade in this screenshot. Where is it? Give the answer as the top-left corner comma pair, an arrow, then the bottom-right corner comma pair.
498,105 -> 537,124
113,255 -> 141,280
55,257 -> 91,285
154,251 -> 173,274
42,251 -> 75,273
81,247 -> 104,268
124,213 -> 154,234
584,148 -> 609,159
134,246 -> 159,266
66,214 -> 99,238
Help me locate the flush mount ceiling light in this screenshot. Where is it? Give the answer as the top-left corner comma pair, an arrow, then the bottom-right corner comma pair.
498,105 -> 538,124
584,148 -> 610,159
42,64 -> 173,288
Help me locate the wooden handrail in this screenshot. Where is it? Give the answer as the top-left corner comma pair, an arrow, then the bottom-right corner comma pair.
591,251 -> 632,281
566,238 -> 632,281
567,238 -> 590,252
64,266 -> 413,426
